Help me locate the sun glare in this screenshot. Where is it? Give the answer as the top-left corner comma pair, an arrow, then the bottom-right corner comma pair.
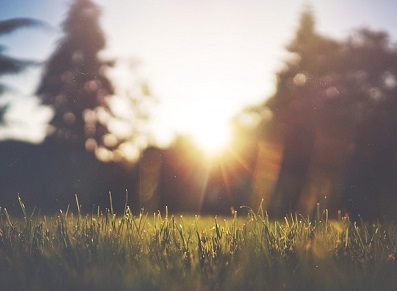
191,116 -> 232,156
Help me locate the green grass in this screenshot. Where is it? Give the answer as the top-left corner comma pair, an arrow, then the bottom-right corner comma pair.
0,196 -> 396,291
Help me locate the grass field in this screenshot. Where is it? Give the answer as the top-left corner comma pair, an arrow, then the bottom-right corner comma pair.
0,195 -> 397,291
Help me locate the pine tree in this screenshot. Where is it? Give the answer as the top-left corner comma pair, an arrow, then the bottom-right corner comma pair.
265,8 -> 342,216
36,0 -> 114,150
267,8 -> 340,118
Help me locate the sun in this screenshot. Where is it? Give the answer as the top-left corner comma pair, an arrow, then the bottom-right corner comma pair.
190,115 -> 232,157
148,80 -> 239,156
168,97 -> 236,157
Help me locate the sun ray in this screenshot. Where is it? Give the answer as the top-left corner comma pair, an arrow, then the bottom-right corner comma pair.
229,148 -> 254,174
219,160 -> 233,203
198,163 -> 212,213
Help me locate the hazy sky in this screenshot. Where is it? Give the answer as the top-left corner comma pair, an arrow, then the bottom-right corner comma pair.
1,0 -> 397,145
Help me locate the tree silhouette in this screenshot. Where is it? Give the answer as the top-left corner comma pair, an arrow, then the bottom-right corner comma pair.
0,18 -> 46,123
36,0 -> 115,151
265,8 -> 342,216
263,7 -> 397,219
339,29 -> 397,219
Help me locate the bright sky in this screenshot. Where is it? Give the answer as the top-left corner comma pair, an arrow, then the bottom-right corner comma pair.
1,0 -> 397,147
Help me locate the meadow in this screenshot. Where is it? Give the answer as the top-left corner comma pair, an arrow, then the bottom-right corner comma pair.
0,195 -> 396,291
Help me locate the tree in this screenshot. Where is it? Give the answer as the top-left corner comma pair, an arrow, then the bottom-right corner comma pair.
0,18 -> 46,123
265,8 -> 343,216
339,29 -> 397,219
263,7 -> 397,219
36,0 -> 115,151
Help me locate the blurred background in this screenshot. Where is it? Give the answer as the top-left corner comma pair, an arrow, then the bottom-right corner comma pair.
1,0 -> 397,219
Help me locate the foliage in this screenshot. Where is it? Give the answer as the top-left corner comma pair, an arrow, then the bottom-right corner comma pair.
36,0 -> 151,162
262,8 -> 397,218
265,8 -> 343,216
36,0 -> 115,153
0,197 -> 396,290
267,8 -> 341,119
0,18 -> 46,123
340,29 -> 397,219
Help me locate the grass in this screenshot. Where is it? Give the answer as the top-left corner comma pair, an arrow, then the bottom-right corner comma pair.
0,195 -> 396,291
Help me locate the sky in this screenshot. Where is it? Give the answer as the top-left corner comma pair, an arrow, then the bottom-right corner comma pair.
1,0 -> 397,146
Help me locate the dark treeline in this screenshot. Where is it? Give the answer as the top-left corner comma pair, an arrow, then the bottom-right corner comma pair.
258,9 -> 397,220
1,2 -> 397,220
0,140 -> 138,214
